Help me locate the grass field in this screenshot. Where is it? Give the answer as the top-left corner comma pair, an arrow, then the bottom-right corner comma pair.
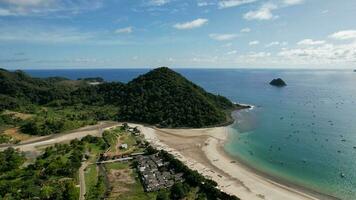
86,143 -> 103,163
84,164 -> 98,192
118,172 -> 157,200
105,162 -> 130,170
103,129 -> 120,153
105,161 -> 157,200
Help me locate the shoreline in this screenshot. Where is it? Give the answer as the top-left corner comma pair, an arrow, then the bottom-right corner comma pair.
219,130 -> 338,200
133,122 -> 337,200
2,120 -> 339,200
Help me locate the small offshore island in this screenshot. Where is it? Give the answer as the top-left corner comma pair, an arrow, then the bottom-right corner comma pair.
269,78 -> 287,87
0,67 -> 332,200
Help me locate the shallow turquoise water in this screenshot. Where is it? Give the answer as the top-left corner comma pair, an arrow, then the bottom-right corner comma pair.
26,68 -> 356,199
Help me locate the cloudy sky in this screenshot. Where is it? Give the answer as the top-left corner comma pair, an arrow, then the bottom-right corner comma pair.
0,0 -> 355,69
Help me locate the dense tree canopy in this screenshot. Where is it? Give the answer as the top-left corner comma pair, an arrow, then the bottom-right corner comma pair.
0,67 -> 237,129
0,137 -> 107,200
0,147 -> 25,173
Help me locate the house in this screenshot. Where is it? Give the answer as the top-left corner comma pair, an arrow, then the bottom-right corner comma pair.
120,143 -> 128,149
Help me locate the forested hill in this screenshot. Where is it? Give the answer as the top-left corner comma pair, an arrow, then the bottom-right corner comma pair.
121,67 -> 235,127
0,67 -> 238,128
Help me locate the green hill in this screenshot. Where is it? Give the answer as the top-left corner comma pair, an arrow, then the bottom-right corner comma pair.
0,69 -> 80,110
0,67 -> 238,129
120,67 -> 235,127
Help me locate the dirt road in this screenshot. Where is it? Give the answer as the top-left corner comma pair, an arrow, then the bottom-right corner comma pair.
79,161 -> 89,200
0,121 -> 119,152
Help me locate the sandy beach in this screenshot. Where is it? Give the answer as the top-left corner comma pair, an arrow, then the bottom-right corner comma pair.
1,120 -> 336,200
131,123 -> 335,200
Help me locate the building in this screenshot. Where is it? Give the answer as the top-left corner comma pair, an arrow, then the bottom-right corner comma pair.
136,154 -> 184,192
120,143 -> 128,149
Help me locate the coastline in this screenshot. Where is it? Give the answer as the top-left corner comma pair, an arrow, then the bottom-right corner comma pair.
132,121 -> 337,200
1,120 -> 340,199
217,130 -> 338,200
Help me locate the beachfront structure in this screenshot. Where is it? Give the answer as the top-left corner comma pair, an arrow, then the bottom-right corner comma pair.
136,154 -> 184,192
128,126 -> 141,136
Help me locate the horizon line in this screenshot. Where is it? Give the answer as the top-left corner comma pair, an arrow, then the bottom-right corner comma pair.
2,67 -> 355,71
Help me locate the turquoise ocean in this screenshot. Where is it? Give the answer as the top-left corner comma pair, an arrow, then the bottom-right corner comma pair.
25,68 -> 356,199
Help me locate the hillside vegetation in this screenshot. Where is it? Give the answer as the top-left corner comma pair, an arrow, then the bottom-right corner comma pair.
0,67 -> 237,135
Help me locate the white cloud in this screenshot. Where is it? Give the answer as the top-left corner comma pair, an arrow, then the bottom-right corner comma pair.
209,33 -> 238,41
265,41 -> 288,47
201,51 -> 278,67
244,3 -> 278,20
240,28 -> 251,33
191,55 -> 218,63
0,8 -> 15,16
297,39 -> 325,46
178,30 -> 356,67
231,41 -> 356,67
0,0 -> 103,16
115,26 -> 133,34
148,0 -> 170,6
283,0 -> 304,5
1,0 -> 49,6
218,0 -> 257,9
243,0 -> 303,21
227,50 -> 237,55
197,1 -> 208,7
222,42 -> 233,47
249,40 -> 259,45
173,18 -> 208,30
72,57 -> 98,63
232,51 -> 272,65
281,41 -> 288,46
265,41 -> 279,47
249,52 -> 271,58
0,58 -> 30,63
197,1 -> 215,7
329,30 -> 356,40
0,25 -> 94,43
278,42 -> 356,64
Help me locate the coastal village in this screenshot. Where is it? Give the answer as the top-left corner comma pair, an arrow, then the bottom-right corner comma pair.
78,123 -> 236,200
83,123 -> 181,199
90,123 -> 185,194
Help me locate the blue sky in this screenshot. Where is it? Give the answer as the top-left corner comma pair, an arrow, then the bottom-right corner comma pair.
0,0 -> 355,69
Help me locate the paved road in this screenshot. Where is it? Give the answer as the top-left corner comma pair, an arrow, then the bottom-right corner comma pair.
0,121 -> 119,152
96,157 -> 133,164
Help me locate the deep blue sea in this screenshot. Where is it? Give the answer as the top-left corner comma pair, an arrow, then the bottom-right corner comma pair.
25,68 -> 356,200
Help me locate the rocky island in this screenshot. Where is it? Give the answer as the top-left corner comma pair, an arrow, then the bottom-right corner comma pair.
269,78 -> 287,87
